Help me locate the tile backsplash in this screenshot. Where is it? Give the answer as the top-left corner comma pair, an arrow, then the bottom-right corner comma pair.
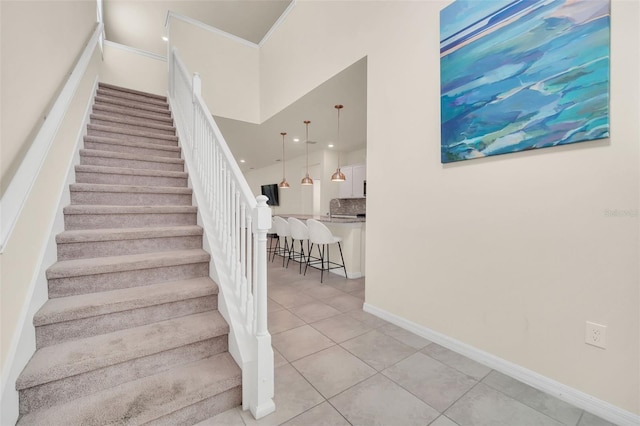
330,198 -> 366,216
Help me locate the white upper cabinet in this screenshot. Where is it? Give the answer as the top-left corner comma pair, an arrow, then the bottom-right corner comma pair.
338,164 -> 366,198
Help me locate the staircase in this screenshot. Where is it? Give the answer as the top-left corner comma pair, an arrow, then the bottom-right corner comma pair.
15,83 -> 242,425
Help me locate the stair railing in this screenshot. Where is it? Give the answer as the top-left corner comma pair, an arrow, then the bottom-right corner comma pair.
168,48 -> 275,419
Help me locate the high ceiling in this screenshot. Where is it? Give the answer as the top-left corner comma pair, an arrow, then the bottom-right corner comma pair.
102,0 -> 367,173
103,0 -> 292,54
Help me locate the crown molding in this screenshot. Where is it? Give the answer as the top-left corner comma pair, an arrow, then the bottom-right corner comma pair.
165,11 -> 259,49
103,40 -> 167,62
259,0 -> 297,47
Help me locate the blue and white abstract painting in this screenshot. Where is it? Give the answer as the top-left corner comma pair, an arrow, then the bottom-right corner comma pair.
440,0 -> 610,163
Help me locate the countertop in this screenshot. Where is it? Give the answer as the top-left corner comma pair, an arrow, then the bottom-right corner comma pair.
276,214 -> 365,224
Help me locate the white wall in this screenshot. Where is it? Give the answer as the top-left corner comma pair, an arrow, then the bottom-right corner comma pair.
169,17 -> 260,123
259,0 -> 639,415
101,42 -> 168,96
0,0 -> 97,195
0,0 -> 98,366
344,148 -> 366,167
0,42 -> 102,426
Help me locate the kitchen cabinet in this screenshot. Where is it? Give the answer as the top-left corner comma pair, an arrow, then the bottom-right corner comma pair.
338,164 -> 366,198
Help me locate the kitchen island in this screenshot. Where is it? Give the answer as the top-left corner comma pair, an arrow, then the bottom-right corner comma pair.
275,214 -> 366,279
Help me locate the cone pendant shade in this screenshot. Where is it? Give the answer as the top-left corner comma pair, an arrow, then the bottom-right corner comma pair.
331,168 -> 346,181
301,120 -> 313,185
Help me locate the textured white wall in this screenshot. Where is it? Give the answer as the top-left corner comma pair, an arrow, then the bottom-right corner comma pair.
101,43 -> 167,96
259,0 -> 639,414
169,17 -> 260,123
0,0 -> 97,194
0,0 -> 99,369
0,48 -> 102,419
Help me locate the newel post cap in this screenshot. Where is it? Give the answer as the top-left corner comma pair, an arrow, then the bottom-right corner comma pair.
254,195 -> 272,230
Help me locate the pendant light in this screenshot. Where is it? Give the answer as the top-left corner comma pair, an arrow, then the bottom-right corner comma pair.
278,132 -> 290,189
301,120 -> 313,185
331,104 -> 346,182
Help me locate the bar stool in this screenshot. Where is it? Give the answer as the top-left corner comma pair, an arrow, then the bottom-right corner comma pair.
287,217 -> 310,273
305,219 -> 348,283
271,216 -> 291,267
266,218 -> 278,260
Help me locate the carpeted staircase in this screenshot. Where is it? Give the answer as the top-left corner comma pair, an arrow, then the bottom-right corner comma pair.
15,83 -> 242,425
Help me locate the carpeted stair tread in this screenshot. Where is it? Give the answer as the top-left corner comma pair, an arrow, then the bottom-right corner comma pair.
56,225 -> 202,244
16,353 -> 240,425
90,112 -> 175,134
94,95 -> 171,116
74,164 -> 188,179
63,204 -> 197,215
96,88 -> 169,108
80,149 -> 184,165
69,183 -> 192,195
46,249 -> 210,280
62,205 -> 198,230
69,183 -> 193,206
34,276 -> 217,328
93,103 -> 174,125
63,204 -> 198,215
87,124 -> 178,143
17,311 -> 229,390
84,134 -> 181,155
99,82 -> 168,101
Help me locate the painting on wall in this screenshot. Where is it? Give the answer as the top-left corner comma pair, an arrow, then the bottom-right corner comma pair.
440,0 -> 610,163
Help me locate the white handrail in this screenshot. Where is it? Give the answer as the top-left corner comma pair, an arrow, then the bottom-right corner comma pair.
168,48 -> 275,419
0,23 -> 104,253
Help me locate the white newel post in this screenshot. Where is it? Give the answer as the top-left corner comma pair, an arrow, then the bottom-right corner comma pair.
249,195 -> 275,419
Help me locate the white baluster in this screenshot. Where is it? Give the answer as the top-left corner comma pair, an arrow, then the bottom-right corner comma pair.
192,73 -> 201,159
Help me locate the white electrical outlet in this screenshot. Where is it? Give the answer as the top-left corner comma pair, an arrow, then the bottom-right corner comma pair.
585,321 -> 607,349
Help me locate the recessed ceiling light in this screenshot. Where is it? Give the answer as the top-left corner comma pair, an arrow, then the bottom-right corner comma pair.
162,36 -> 168,41
293,138 -> 300,142
240,159 -> 246,163
328,144 -> 334,148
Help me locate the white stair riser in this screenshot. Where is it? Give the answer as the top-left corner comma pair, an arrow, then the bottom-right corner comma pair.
20,336 -> 227,414
80,153 -> 184,172
57,234 -> 202,260
48,262 -> 209,297
91,118 -> 176,136
36,294 -> 217,348
64,211 -> 197,230
70,190 -> 192,206
75,170 -> 187,187
87,129 -> 178,147
83,140 -> 181,158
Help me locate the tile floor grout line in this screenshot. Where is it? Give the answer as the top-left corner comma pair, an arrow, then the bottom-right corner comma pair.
378,366 -> 445,414
478,375 -> 585,426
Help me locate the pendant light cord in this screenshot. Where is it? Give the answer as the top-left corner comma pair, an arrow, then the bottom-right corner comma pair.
281,132 -> 286,180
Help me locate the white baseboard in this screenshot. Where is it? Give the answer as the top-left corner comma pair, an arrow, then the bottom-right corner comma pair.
0,77 -> 99,425
363,303 -> 640,426
329,268 -> 363,279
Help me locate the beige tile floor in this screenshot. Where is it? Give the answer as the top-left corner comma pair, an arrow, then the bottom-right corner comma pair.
198,254 -> 618,426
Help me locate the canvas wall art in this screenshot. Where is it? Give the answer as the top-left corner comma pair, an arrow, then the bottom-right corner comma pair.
440,0 -> 610,163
